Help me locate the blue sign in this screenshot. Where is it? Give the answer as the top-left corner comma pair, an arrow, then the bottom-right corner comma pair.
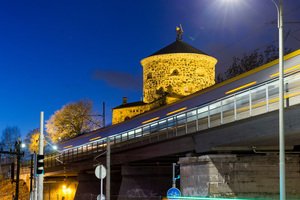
167,187 -> 181,199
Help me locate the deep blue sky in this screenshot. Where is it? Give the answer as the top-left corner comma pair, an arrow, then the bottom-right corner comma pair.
1,0 -> 300,138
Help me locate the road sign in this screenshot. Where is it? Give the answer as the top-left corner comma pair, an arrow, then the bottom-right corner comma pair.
95,165 -> 107,179
167,187 -> 181,199
97,194 -> 105,200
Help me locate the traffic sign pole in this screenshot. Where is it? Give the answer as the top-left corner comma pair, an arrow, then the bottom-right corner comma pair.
172,163 -> 176,188
167,187 -> 181,199
106,137 -> 110,200
95,165 -> 107,200
101,175 -> 103,200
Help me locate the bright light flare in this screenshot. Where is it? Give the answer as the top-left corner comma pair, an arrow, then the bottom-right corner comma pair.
21,143 -> 26,148
206,0 -> 251,31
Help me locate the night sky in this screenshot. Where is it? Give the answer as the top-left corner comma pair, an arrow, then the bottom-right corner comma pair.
1,0 -> 300,138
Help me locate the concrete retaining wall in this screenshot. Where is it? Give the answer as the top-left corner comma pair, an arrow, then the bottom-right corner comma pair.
179,154 -> 300,199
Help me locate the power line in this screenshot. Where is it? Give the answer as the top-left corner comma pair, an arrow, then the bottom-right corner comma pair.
211,5 -> 300,58
211,24 -> 268,56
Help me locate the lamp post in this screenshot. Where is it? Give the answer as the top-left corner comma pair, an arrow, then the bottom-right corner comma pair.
224,0 -> 285,199
269,1 -> 285,199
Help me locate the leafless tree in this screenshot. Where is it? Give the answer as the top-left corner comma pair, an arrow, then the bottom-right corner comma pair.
1,126 -> 21,151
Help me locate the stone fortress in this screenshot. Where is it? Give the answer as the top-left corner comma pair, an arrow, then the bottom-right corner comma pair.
111,27 -> 218,124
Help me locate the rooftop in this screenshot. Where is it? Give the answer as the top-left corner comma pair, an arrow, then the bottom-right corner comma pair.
111,101 -> 147,110
149,40 -> 207,57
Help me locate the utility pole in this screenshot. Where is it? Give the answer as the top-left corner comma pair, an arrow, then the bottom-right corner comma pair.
33,152 -> 37,200
38,111 -> 44,200
103,102 -> 105,127
106,137 -> 110,200
0,141 -> 24,200
30,154 -> 33,194
15,141 -> 21,200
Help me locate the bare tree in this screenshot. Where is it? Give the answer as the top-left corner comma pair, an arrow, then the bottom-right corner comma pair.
216,45 -> 293,83
1,126 -> 21,151
46,98 -> 102,143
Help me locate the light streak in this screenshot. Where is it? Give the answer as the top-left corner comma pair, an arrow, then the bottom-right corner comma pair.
63,145 -> 73,149
166,107 -> 187,116
142,117 -> 159,124
89,136 -> 101,141
270,64 -> 300,77
225,82 -> 257,94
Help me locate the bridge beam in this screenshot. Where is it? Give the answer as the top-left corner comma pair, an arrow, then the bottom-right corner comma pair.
193,105 -> 300,153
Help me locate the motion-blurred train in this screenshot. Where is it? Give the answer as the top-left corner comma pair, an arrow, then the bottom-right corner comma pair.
58,49 -> 300,151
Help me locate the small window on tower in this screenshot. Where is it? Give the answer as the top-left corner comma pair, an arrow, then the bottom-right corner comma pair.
147,73 -> 152,79
124,116 -> 130,121
171,69 -> 179,76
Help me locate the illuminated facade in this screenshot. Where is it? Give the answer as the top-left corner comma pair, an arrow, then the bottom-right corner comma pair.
112,33 -> 217,125
111,97 -> 163,125
141,51 -> 217,104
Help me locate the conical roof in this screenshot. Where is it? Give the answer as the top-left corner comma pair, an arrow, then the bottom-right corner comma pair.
149,40 -> 207,57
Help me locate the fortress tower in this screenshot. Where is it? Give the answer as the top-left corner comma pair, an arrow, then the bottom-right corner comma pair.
111,28 -> 218,124
141,39 -> 217,104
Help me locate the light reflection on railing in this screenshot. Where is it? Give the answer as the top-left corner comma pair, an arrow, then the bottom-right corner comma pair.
26,71 -> 300,168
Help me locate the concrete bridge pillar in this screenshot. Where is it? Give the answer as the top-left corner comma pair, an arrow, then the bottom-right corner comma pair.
118,165 -> 172,199
179,154 -> 300,199
74,170 -> 122,200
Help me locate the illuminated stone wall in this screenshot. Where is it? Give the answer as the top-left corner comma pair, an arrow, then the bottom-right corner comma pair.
112,52 -> 217,125
141,53 -> 217,103
112,105 -> 150,125
112,99 -> 163,125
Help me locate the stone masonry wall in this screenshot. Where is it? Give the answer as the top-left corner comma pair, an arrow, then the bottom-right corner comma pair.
179,154 -> 300,199
112,53 -> 217,125
112,105 -> 151,125
112,99 -> 163,125
141,53 -> 217,103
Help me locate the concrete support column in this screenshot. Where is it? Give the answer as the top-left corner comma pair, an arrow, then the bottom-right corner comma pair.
74,171 -> 100,199
179,154 -> 300,199
74,170 -> 121,200
118,165 -> 172,199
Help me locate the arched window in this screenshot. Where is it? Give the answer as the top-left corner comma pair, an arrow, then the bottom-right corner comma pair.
124,116 -> 130,121
147,73 -> 152,79
171,69 -> 179,76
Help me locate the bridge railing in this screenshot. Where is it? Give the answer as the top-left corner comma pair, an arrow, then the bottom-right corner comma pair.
42,71 -> 300,168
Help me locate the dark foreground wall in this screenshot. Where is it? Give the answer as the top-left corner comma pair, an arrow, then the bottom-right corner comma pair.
74,170 -> 122,200
118,165 -> 172,199
180,154 -> 300,199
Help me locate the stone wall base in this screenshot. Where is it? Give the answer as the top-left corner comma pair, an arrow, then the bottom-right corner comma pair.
118,165 -> 172,199
179,154 -> 300,199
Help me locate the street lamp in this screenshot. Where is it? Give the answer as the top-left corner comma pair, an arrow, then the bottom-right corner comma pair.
223,0 -> 285,199
273,2 -> 286,200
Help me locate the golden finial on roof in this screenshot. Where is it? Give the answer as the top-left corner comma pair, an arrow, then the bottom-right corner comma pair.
176,24 -> 183,41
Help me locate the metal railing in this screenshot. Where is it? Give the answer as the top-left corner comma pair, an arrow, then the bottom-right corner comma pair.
35,71 -> 300,168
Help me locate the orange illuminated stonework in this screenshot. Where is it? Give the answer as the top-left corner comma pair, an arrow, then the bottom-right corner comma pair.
141,53 -> 217,104
111,35 -> 217,125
